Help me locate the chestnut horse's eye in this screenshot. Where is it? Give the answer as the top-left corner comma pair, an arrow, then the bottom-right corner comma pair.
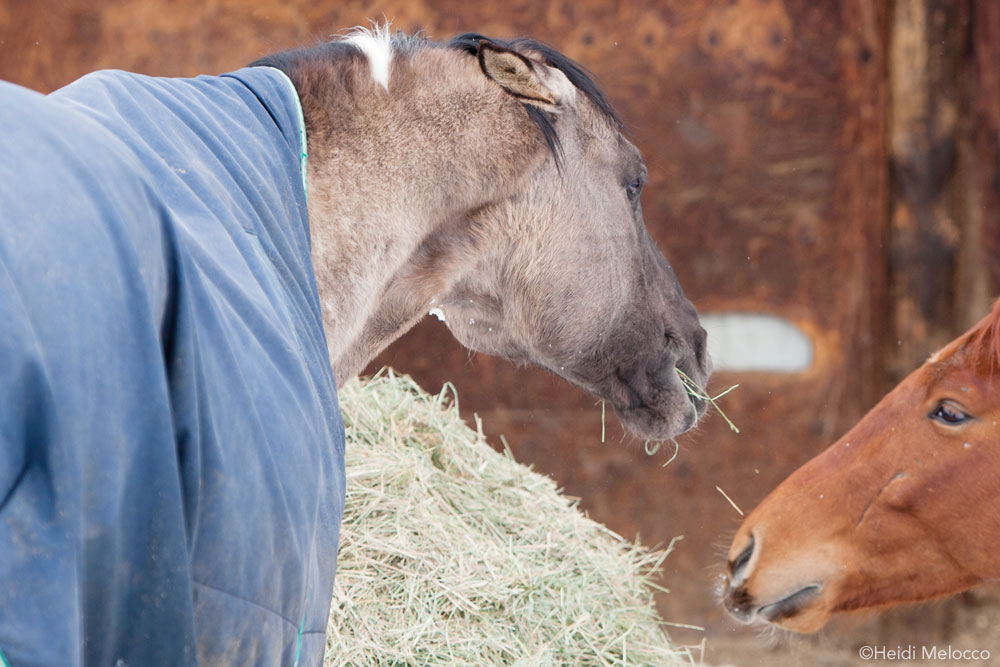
626,178 -> 643,201
929,401 -> 972,425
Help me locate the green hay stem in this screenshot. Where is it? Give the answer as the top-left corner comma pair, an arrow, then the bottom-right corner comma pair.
675,369 -> 740,434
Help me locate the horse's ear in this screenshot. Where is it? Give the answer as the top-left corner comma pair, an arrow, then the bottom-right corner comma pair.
477,41 -> 562,108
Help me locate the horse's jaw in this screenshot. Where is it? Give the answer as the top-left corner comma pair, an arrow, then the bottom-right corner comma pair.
434,292 -> 709,441
520,353 -> 706,441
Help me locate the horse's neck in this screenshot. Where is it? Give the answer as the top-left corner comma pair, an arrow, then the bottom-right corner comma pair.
292,47 -> 540,383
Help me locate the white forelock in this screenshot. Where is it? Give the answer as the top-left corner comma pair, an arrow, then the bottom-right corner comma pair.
343,24 -> 393,91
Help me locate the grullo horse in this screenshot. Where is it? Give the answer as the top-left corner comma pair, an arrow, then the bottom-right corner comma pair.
0,26 -> 709,665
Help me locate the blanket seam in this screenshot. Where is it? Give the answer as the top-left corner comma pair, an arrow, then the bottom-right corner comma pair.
193,579 -> 299,630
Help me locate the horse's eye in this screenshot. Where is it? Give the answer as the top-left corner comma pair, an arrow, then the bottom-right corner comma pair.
626,179 -> 643,200
928,401 -> 972,425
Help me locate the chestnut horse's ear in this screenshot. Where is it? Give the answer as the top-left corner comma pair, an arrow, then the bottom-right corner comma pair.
477,41 -> 561,108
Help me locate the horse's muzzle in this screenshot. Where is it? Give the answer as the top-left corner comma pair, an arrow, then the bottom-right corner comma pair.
608,358 -> 704,440
722,580 -> 823,627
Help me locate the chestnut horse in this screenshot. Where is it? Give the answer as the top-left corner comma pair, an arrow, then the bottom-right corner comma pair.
722,300 -> 1000,632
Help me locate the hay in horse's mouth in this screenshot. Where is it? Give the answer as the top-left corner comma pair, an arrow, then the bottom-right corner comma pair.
676,369 -> 740,433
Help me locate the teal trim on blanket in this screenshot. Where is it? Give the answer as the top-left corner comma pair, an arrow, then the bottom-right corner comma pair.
268,67 -> 308,200
293,609 -> 306,667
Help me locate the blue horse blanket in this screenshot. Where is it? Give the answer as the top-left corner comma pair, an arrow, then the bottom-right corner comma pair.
0,67 -> 345,666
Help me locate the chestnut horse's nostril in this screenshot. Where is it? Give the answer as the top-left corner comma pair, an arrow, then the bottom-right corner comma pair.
723,583 -> 756,621
729,534 -> 755,581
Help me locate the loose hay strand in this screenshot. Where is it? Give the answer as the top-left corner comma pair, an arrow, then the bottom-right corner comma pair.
328,371 -> 694,666
715,485 -> 744,517
661,440 -> 680,468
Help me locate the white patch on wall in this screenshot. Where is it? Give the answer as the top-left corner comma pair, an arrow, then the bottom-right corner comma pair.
701,312 -> 813,373
344,25 -> 393,91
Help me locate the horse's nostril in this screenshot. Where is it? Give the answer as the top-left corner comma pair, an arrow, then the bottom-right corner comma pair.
723,583 -> 756,621
664,329 -> 679,350
729,534 -> 755,579
694,326 -> 708,357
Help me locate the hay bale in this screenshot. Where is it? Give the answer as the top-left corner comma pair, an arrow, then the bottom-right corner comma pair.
325,371 -> 694,666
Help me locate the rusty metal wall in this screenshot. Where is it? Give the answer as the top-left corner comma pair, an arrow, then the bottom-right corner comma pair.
3,0 -> 996,654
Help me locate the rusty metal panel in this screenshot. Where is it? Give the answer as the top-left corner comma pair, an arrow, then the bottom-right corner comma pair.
0,0 -> 893,644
